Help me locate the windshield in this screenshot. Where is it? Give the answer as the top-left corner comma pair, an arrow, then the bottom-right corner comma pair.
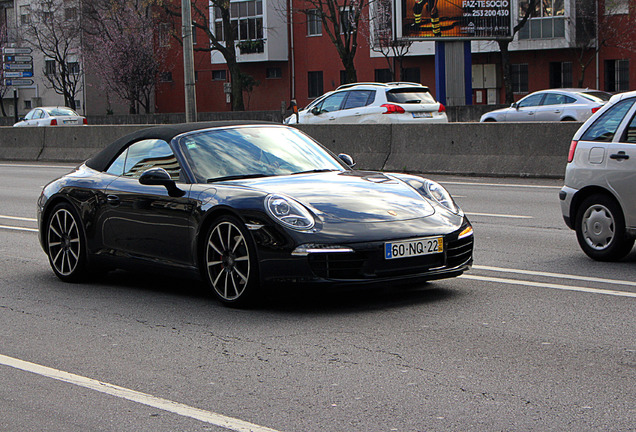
178,126 -> 346,183
386,88 -> 436,104
580,91 -> 612,102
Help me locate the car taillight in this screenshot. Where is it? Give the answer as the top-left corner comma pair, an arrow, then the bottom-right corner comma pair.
438,103 -> 446,113
381,104 -> 405,114
50,119 -> 57,125
83,118 -> 88,125
591,106 -> 601,114
567,140 -> 578,163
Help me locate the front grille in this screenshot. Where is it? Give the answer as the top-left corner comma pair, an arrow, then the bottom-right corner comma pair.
308,253 -> 366,279
446,235 -> 474,268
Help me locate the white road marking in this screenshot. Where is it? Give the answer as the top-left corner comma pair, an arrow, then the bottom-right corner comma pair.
0,354 -> 283,432
0,163 -> 74,169
474,265 -> 636,287
465,212 -> 533,219
0,225 -> 38,233
441,180 -> 561,189
0,215 -> 37,222
461,274 -> 636,298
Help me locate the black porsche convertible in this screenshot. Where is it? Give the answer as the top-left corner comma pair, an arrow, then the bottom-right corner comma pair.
38,121 -> 473,306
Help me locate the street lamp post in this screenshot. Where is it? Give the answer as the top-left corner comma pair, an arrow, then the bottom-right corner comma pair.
181,0 -> 197,122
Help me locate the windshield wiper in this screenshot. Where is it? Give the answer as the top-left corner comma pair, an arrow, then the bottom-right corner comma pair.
290,169 -> 338,175
207,173 -> 272,183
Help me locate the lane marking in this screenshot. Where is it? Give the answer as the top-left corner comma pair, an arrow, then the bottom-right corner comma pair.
461,274 -> 636,298
441,181 -> 561,190
474,265 -> 636,287
0,163 -> 74,169
0,354 -> 283,432
0,215 -> 37,222
465,212 -> 533,219
0,225 -> 38,233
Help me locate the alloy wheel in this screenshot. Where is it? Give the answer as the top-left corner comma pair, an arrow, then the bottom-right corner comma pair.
47,208 -> 81,276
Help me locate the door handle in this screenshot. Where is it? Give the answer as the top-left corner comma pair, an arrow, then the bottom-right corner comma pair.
107,195 -> 121,206
609,151 -> 630,161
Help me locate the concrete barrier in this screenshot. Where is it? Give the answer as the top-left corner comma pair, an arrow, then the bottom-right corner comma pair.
0,122 -> 582,178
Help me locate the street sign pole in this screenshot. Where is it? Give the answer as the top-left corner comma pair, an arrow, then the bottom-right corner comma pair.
13,89 -> 18,124
181,0 -> 197,123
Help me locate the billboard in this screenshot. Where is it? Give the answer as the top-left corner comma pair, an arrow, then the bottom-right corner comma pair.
397,0 -> 513,40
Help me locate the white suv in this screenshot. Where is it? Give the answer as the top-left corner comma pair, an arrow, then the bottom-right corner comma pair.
285,82 -> 448,125
560,90 -> 636,261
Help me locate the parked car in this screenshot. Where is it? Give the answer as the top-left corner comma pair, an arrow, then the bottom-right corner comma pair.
560,90 -> 636,261
38,121 -> 473,306
14,106 -> 87,127
480,89 -> 612,123
284,82 -> 448,124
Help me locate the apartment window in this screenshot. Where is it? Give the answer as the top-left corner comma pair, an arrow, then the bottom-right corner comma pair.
24,100 -> 31,109
402,67 -> 421,83
159,71 -> 173,82
20,5 -> 31,25
159,23 -> 170,47
511,64 -> 529,93
42,10 -> 53,23
214,1 -> 263,42
307,9 -> 322,36
340,8 -> 355,34
212,70 -> 227,80
45,60 -> 56,75
64,7 -> 77,21
375,68 -> 392,83
605,59 -> 629,92
266,67 -> 282,79
308,71 -> 323,98
67,61 -> 80,75
518,0 -> 566,40
549,62 -> 572,88
74,100 -> 81,110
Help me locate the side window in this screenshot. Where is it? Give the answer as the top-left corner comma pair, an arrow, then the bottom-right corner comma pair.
517,94 -> 544,108
581,99 -> 636,142
318,92 -> 347,113
542,94 -> 566,105
106,149 -> 128,176
621,112 -> 636,144
343,90 -> 374,109
564,95 -> 577,104
24,111 -> 34,120
33,110 -> 44,119
122,139 -> 181,181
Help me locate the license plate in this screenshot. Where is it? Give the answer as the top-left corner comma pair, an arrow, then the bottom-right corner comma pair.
412,112 -> 432,118
63,120 -> 77,124
385,236 -> 443,260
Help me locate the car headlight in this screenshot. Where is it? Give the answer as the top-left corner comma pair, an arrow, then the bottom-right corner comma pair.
424,180 -> 459,213
266,194 -> 315,230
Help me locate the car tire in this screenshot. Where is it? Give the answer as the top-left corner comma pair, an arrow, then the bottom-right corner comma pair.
483,118 -> 496,122
575,194 -> 634,261
203,215 -> 259,306
45,202 -> 89,282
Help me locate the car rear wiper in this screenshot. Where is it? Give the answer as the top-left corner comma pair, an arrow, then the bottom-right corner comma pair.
207,173 -> 273,183
290,169 -> 338,175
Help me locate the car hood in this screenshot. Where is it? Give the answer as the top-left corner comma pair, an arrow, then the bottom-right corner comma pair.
241,171 -> 438,223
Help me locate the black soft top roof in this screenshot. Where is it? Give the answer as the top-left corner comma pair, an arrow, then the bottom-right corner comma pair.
85,120 -> 277,172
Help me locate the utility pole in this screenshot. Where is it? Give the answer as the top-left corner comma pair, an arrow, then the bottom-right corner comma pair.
181,0 -> 197,122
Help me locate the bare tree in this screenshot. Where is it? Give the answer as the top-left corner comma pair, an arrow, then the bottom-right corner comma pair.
363,0 -> 412,81
82,0 -> 165,113
570,0 -> 636,88
295,0 -> 367,83
162,0 -> 250,111
22,0 -> 83,109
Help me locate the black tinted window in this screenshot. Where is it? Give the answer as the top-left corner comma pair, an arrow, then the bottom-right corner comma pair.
386,89 -> 436,104
343,90 -> 374,109
581,99 -> 636,142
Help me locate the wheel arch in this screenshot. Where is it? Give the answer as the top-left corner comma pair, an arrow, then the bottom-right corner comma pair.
570,186 -> 624,227
40,195 -> 83,249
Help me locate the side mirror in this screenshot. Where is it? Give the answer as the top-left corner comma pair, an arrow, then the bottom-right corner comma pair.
139,167 -> 185,197
511,102 -> 518,109
338,153 -> 356,168
311,106 -> 321,115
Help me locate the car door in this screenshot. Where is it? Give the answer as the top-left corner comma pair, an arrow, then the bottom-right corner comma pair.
30,109 -> 45,126
304,92 -> 348,124
101,138 -> 196,266
607,101 -> 636,227
335,90 -> 376,123
535,93 -> 569,121
507,93 -> 545,121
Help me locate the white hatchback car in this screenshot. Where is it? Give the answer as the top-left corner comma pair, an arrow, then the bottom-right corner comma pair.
14,106 -> 87,127
560,90 -> 636,261
285,82 -> 448,125
480,89 -> 611,122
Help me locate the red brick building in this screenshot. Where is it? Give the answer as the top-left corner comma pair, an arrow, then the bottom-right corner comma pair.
155,0 -> 636,113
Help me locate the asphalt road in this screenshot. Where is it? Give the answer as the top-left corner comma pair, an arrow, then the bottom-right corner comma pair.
1,162 -> 634,432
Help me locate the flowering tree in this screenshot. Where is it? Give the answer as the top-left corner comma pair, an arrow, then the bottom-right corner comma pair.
22,0 -> 83,109
82,0 -> 165,114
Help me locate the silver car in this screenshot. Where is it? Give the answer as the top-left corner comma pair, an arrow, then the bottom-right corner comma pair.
560,90 -> 636,261
481,89 -> 612,122
14,106 -> 87,127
